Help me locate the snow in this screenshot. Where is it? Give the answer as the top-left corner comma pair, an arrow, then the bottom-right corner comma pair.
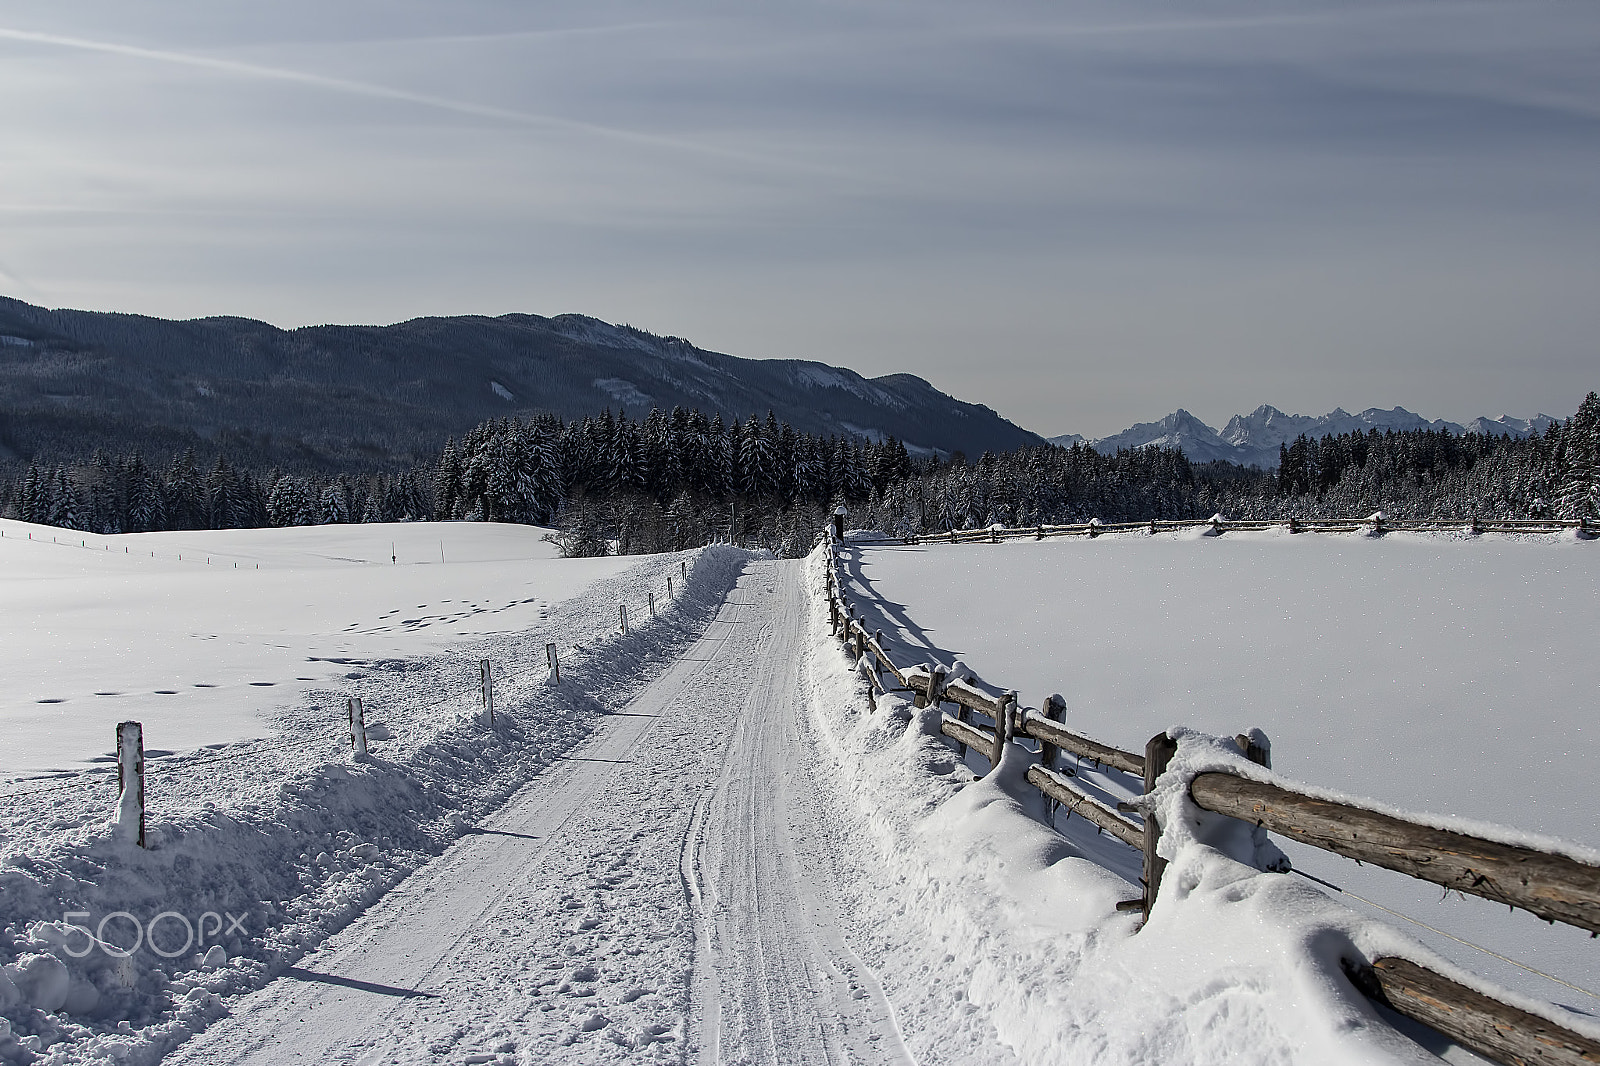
831,529 -> 1600,1020
8,518 -> 1596,1065
591,377 -> 653,407
0,519 -> 636,776
489,380 -> 515,401
0,521 -> 752,1063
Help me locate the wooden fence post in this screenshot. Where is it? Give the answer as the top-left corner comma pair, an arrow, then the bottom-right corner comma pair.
480,660 -> 495,726
115,721 -> 146,848
994,691 -> 1017,770
648,592 -> 656,618
547,642 -> 560,684
681,559 -> 687,582
348,698 -> 367,757
1235,731 -> 1270,768
667,575 -> 674,598
1288,516 -> 1301,535
1141,732 -> 1179,916
873,630 -> 884,681
620,604 -> 629,635
1038,694 -> 1068,818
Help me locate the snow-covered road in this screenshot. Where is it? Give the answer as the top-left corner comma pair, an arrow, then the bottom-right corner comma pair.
167,557 -> 905,1066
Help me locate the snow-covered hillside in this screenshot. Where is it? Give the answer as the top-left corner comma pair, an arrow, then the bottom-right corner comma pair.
833,530 -> 1600,1015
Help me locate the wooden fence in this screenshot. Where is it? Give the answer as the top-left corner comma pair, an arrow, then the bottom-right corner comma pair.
820,533 -> 1600,1066
870,513 -> 1596,545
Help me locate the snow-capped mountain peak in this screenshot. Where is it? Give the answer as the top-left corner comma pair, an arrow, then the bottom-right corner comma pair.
1060,403 -> 1561,469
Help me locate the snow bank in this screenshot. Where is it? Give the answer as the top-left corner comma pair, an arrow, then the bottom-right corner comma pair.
800,544 -> 1570,1066
0,539 -> 756,1065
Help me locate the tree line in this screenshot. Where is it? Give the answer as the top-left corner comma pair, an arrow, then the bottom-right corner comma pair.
3,393 -> 1595,555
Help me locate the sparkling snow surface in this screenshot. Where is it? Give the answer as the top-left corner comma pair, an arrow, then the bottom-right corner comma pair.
1,519 -> 635,774
838,530 -> 1600,1015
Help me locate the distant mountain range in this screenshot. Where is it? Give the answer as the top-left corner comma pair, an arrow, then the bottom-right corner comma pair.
0,297 -> 1040,471
1050,405 -> 1560,470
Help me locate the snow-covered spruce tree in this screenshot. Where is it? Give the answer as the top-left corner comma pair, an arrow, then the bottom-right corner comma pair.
1555,392 -> 1600,520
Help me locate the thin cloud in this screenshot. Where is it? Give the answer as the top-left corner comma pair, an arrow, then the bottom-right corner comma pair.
0,25 -> 799,171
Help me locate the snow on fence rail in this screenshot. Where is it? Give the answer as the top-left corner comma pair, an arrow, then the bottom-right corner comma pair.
819,531 -> 1600,1066
860,513 -> 1597,544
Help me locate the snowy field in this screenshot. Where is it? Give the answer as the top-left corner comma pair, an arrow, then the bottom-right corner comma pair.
0,519 -> 749,1064
833,529 -> 1600,1021
1,519 -> 639,775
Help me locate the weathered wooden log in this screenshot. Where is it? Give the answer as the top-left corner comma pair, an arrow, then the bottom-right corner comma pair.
1019,712 -> 1145,776
941,715 -> 997,765
942,676 -> 1008,718
1190,773 -> 1600,934
1142,733 -> 1179,915
1028,765 -> 1144,848
1344,956 -> 1600,1066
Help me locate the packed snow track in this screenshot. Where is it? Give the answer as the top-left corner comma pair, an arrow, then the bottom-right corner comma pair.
169,557 -> 912,1066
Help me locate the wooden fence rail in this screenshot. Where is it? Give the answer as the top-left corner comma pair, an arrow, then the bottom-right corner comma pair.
867,514 -> 1597,546
1190,773 -> 1600,935
819,530 -> 1600,1066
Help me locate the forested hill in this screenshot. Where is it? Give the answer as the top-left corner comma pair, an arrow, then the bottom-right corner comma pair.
0,296 -> 1039,472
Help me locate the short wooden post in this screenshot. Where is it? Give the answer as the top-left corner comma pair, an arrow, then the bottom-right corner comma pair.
480,660 -> 495,725
829,595 -> 839,634
1038,694 -> 1067,771
680,559 -> 688,582
1038,694 -> 1068,817
854,625 -> 866,661
1141,731 -> 1179,917
1235,730 -> 1271,769
1036,524 -> 1044,540
620,604 -> 629,635
667,575 -> 674,598
873,630 -> 884,681
1209,514 -> 1225,536
115,721 -> 146,848
1288,516 -> 1301,535
546,642 -> 560,683
992,691 -> 1017,770
648,592 -> 656,618
1149,519 -> 1158,535
348,698 -> 367,757
1088,518 -> 1102,538
1469,515 -> 1481,535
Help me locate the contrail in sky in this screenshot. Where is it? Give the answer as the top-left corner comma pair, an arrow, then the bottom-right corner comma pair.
0,26 -> 793,170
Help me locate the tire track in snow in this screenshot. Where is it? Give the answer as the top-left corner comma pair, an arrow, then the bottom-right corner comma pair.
688,564 -> 916,1066
166,558 -> 912,1066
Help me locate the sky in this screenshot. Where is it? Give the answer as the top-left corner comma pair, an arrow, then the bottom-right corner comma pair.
1,0 -> 1597,439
